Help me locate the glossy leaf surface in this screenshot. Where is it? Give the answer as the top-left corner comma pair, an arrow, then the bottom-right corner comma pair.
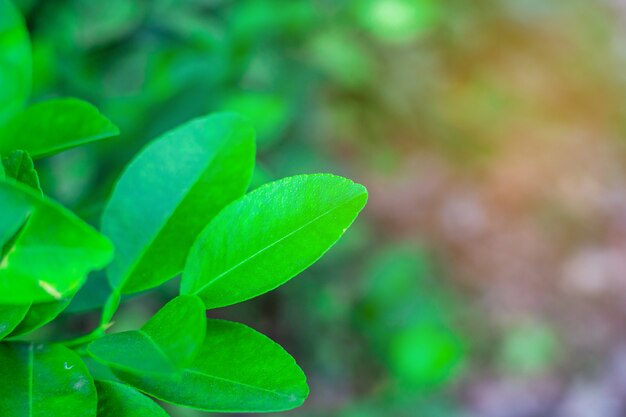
115,319 -> 309,413
182,174 -> 368,309
95,380 -> 170,417
102,112 -> 255,294
1,150 -> 42,193
0,98 -> 119,158
88,295 -> 205,375
0,0 -> 31,125
0,179 -> 113,304
0,342 -> 97,417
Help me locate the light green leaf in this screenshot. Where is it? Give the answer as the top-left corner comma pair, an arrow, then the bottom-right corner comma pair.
0,179 -> 113,304
95,380 -> 170,417
0,98 -> 119,158
102,112 -> 255,294
88,295 -> 205,376
2,150 -> 42,194
0,342 -> 97,417
0,304 -> 29,340
0,0 -> 31,125
8,295 -> 74,337
115,319 -> 309,413
181,174 -> 368,309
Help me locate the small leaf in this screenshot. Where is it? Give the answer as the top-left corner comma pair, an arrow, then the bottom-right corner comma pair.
0,179 -> 113,304
102,112 -> 255,294
0,0 -> 31,125
0,98 -> 119,158
181,174 -> 368,309
7,294 -> 74,337
0,304 -> 30,340
88,295 -> 205,375
0,342 -> 97,417
115,319 -> 309,413
95,380 -> 170,417
2,150 -> 42,194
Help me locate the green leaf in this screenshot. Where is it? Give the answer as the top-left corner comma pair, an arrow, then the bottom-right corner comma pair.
0,0 -> 31,125
0,342 -> 97,417
0,179 -> 113,304
8,295 -> 74,337
102,112 -> 255,294
0,98 -> 119,158
115,319 -> 308,413
95,380 -> 170,417
88,295 -> 205,375
181,174 -> 368,309
1,150 -> 42,194
0,304 -> 29,340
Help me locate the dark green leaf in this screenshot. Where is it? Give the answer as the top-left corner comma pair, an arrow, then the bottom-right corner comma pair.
102,112 -> 255,294
0,342 -> 97,417
0,304 -> 29,339
8,295 -> 74,337
88,295 -> 205,375
0,98 -> 119,158
181,174 -> 368,309
0,0 -> 31,125
115,319 -> 309,413
95,380 -> 170,417
2,150 -> 42,194
0,179 -> 113,304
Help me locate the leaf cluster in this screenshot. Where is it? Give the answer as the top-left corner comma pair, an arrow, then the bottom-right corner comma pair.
0,1 -> 368,415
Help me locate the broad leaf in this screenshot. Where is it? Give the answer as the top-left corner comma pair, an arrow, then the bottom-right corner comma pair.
95,380 -> 170,417
181,174 -> 368,309
102,112 -> 255,294
0,342 -> 97,417
115,319 -> 309,413
0,98 -> 119,158
2,150 -> 42,194
0,179 -> 113,304
0,0 -> 31,125
88,295 -> 205,375
0,304 -> 29,339
8,294 -> 74,337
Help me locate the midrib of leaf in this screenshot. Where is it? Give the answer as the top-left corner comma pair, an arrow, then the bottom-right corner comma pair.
191,193 -> 364,296
184,368 -> 298,401
136,329 -> 178,370
39,128 -> 119,158
117,129 -> 236,291
1,211 -> 31,266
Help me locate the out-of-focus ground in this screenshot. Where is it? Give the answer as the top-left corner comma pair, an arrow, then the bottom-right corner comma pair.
17,0 -> 626,415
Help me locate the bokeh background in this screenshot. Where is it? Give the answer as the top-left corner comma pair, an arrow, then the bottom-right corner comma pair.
15,0 -> 626,415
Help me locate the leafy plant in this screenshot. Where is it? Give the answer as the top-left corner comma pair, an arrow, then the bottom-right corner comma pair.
0,1 -> 368,415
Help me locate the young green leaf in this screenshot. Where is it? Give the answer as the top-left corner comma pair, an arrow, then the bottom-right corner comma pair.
95,380 -> 170,417
0,179 -> 113,304
0,0 -> 31,125
0,342 -> 97,417
88,295 -> 206,375
0,98 -> 119,158
2,150 -> 42,194
102,112 -> 255,294
181,174 -> 368,309
0,304 -> 30,339
115,319 -> 309,413
7,294 -> 75,337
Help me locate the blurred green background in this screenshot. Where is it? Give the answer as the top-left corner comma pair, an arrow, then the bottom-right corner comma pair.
15,0 -> 626,415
